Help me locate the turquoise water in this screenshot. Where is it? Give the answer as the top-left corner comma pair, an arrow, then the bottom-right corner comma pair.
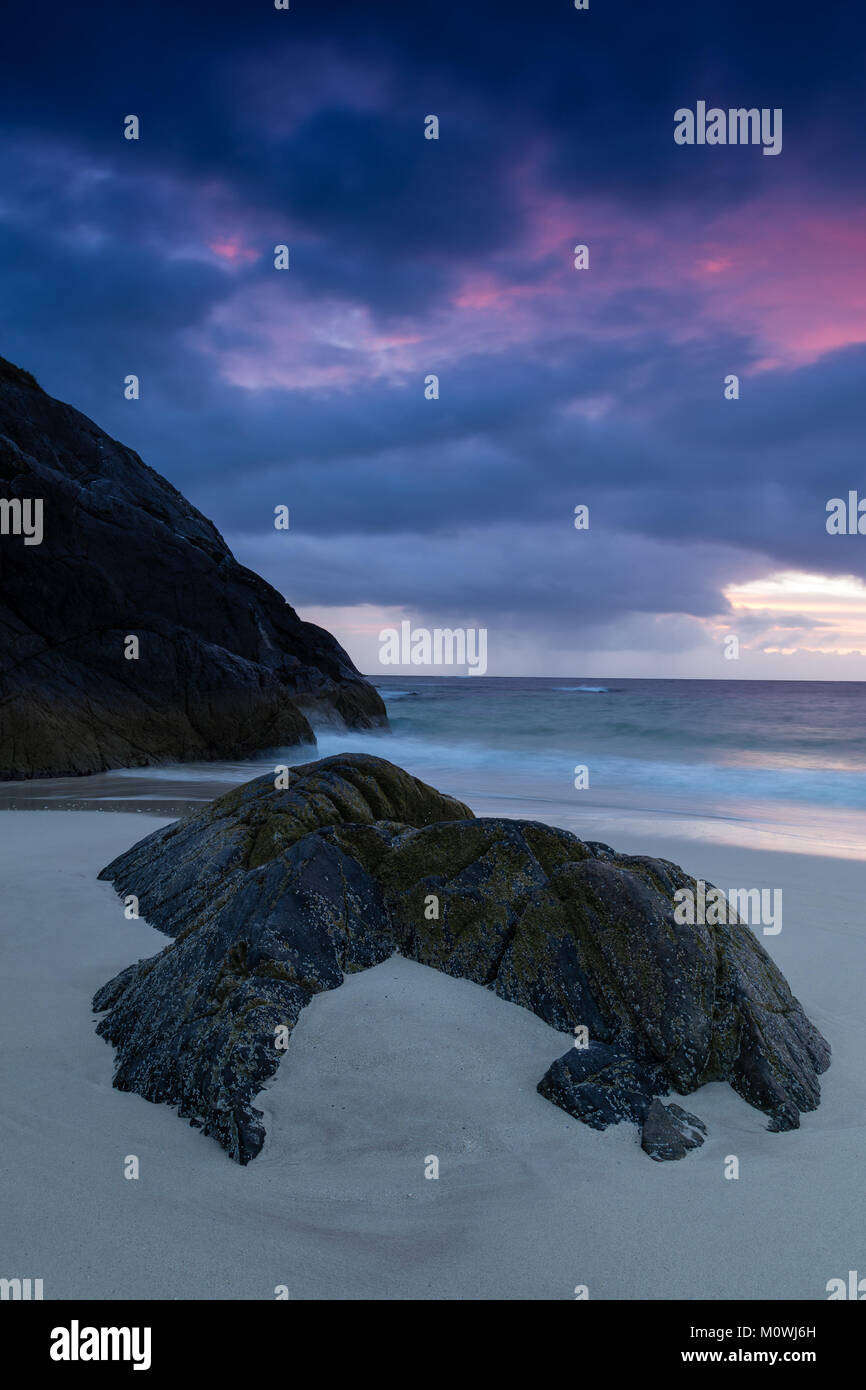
4,676 -> 866,858
318,677 -> 866,859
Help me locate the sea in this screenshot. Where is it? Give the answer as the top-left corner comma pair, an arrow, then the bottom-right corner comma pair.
3,676 -> 866,861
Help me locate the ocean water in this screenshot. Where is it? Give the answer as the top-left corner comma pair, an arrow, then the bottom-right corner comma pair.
3,677 -> 866,859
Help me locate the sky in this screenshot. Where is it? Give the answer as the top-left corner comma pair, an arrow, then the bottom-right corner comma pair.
2,0 -> 866,679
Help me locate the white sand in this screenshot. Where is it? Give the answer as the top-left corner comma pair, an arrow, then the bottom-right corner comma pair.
0,810 -> 863,1300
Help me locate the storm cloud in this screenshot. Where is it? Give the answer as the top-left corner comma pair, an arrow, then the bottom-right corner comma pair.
2,0 -> 864,674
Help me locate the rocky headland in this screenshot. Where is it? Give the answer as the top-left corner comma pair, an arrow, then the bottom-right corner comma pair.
0,356 -> 385,779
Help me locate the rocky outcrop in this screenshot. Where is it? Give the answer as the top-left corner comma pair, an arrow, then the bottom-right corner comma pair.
93,753 -> 831,1163
0,356 -> 385,779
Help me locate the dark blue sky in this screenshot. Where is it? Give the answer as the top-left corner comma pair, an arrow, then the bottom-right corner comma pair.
3,0 -> 866,676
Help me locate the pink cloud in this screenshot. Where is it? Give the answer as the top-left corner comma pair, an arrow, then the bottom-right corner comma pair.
444,183 -> 866,370
183,141 -> 866,390
681,202 -> 866,365
208,236 -> 261,266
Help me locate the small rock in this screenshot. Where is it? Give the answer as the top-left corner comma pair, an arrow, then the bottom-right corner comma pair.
641,1099 -> 708,1161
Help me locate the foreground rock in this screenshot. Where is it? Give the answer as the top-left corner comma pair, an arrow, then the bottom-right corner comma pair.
0,355 -> 385,779
640,1100 -> 708,1161
94,754 -> 831,1163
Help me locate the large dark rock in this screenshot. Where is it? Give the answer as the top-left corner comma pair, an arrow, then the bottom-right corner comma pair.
0,356 -> 386,778
93,753 -> 831,1163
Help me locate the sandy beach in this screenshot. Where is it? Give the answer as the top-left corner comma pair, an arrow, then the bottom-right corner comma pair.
1,808 -> 862,1301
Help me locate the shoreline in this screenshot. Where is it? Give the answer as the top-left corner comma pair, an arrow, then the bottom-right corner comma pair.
3,783 -> 865,864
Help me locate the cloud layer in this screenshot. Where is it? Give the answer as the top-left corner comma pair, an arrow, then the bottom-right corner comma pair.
2,0 -> 865,675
